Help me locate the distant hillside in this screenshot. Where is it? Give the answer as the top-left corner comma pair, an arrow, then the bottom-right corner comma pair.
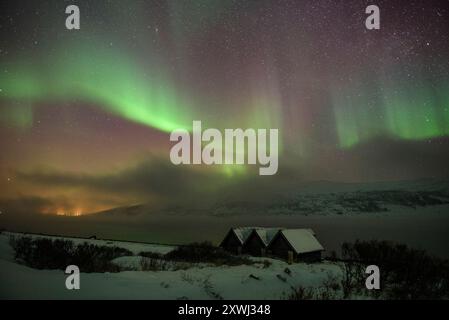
88,179 -> 449,218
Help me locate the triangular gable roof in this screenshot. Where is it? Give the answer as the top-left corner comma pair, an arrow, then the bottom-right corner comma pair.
231,227 -> 254,244
251,228 -> 281,246
278,229 -> 324,254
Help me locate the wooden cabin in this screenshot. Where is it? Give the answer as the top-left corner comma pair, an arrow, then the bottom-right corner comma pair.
243,228 -> 280,256
268,229 -> 324,263
219,227 -> 253,255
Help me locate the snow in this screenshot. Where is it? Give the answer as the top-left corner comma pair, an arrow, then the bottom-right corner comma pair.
232,227 -> 254,244
233,227 -> 282,246
280,229 -> 324,254
4,231 -> 175,255
0,232 -> 341,299
253,228 -> 280,246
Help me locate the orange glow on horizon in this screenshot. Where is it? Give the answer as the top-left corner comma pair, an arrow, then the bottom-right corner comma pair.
52,208 -> 84,217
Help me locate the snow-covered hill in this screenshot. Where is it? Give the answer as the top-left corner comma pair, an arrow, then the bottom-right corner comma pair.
0,232 -> 342,300
90,179 -> 449,218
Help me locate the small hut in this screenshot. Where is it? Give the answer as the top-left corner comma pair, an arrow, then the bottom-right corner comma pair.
219,227 -> 253,255
268,229 -> 324,263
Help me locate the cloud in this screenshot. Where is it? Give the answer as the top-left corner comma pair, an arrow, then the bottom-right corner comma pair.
15,158 -> 240,205
335,136 -> 449,181
0,196 -> 57,216
12,136 -> 449,215
14,155 -> 306,210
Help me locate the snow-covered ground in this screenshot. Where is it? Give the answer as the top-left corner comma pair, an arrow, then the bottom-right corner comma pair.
0,232 -> 342,300
3,231 -> 175,255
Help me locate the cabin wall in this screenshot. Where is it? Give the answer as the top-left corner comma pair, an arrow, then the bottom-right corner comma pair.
269,236 -> 322,262
297,251 -> 322,263
268,235 -> 292,260
243,234 -> 266,256
220,233 -> 242,255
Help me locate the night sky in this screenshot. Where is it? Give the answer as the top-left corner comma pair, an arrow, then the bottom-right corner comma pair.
1,0 -> 449,216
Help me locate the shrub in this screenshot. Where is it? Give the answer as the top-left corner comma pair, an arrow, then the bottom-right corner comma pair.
285,286 -> 316,300
10,236 -> 132,273
9,237 -> 256,273
341,240 -> 449,300
165,241 -> 254,266
139,256 -> 169,271
72,242 -> 132,272
139,251 -> 164,259
10,236 -> 74,270
285,273 -> 341,300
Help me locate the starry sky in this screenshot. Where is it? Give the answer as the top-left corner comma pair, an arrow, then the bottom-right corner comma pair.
0,0 -> 449,216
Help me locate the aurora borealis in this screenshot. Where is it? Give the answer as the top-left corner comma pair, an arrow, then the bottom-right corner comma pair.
1,0 -> 449,216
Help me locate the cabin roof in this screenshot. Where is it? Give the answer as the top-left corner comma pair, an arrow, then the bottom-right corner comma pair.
231,227 -> 254,244
278,229 -> 324,254
252,228 -> 281,246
